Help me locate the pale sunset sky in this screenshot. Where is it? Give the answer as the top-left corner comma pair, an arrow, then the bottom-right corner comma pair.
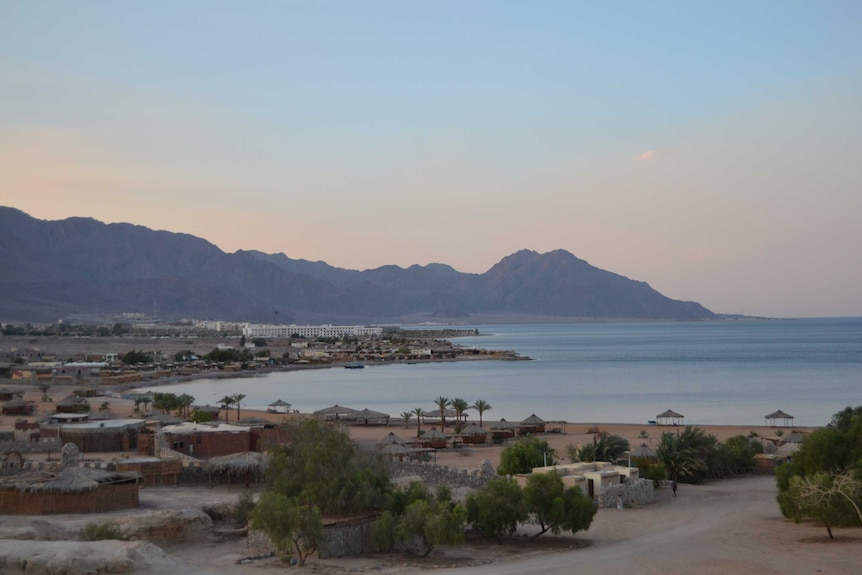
1,2 -> 861,318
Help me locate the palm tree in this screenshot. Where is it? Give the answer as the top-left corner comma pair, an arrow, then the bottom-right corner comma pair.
472,399 -> 492,428
450,398 -> 469,433
413,407 -> 424,437
401,411 -> 414,428
572,432 -> 630,463
434,396 -> 450,429
177,393 -> 195,419
219,395 -> 235,422
232,393 -> 247,421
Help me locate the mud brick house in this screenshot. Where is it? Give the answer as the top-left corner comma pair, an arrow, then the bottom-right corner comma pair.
41,418 -> 147,452
157,422 -> 252,459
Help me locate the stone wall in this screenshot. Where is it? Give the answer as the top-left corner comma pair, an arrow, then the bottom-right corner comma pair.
599,477 -> 654,508
389,458 -> 497,489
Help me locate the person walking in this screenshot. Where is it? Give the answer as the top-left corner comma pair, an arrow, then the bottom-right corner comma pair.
671,480 -> 678,496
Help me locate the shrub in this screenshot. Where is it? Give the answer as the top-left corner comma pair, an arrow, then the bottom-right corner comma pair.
79,521 -> 123,541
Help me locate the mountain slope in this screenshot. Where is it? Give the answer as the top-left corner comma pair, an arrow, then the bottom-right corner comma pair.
0,207 -> 716,323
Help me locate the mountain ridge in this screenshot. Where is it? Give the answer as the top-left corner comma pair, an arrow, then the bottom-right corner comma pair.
0,207 -> 716,324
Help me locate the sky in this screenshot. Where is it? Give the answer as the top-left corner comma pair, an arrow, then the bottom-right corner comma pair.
1,1 -> 861,318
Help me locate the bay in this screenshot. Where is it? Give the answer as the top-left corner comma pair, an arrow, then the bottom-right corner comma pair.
141,318 -> 862,428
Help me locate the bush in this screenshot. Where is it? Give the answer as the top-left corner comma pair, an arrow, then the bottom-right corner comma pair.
235,491 -> 256,525
79,521 -> 124,541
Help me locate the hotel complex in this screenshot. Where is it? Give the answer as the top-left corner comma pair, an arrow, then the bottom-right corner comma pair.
241,323 -> 383,339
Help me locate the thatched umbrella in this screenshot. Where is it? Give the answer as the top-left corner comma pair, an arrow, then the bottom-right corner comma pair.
780,430 -> 807,444
377,432 -> 406,448
313,404 -> 358,420
656,409 -> 685,425
343,408 -> 390,426
630,443 -> 658,459
518,413 -> 547,434
765,410 -> 794,427
379,443 -> 412,461
205,452 -> 268,488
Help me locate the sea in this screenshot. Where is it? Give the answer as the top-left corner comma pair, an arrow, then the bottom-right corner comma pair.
141,318 -> 862,428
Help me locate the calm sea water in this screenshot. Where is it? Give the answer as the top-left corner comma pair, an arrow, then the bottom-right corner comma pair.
142,318 -> 862,428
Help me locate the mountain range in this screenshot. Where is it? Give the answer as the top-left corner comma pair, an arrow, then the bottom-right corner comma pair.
0,207 -> 716,324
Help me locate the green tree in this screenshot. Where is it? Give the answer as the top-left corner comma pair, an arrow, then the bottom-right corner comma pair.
656,426 -> 717,484
471,399 -> 492,428
397,498 -> 466,557
173,349 -> 195,362
39,382 -> 51,402
152,392 -> 180,414
497,436 -> 556,476
434,396 -> 450,429
401,411 -> 413,428
265,419 -> 390,514
781,470 -> 862,539
569,433 -> 630,463
232,393 -> 247,420
176,393 -> 195,419
776,407 -> 862,537
219,395 -> 235,422
413,407 -> 424,438
522,472 -> 597,538
450,398 -> 469,433
251,493 -> 322,565
711,435 -> 759,477
465,478 -> 527,541
121,349 -> 153,364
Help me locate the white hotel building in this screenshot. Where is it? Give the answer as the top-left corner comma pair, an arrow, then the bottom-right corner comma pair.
242,323 -> 383,339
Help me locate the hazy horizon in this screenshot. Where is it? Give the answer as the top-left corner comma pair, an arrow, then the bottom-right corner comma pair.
2,2 -> 861,318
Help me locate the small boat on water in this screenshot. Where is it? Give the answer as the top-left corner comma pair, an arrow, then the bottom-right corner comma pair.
344,362 -> 365,369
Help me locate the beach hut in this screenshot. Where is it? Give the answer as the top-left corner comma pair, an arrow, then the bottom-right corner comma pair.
656,409 -> 685,426
517,413 -> 547,435
459,423 -> 490,445
313,404 -> 358,420
765,410 -> 794,427
343,408 -> 391,426
1,397 -> 35,416
490,419 -> 517,442
267,399 -> 291,414
205,451 -> 268,489
415,427 -> 448,449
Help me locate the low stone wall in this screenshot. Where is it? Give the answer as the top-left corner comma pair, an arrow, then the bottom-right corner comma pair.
389,458 -> 497,489
599,477 -> 654,508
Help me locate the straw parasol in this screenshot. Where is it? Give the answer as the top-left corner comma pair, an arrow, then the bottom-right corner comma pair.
630,443 -> 658,459
459,423 -> 488,437
343,408 -> 391,425
378,443 -> 412,459
313,404 -> 358,419
764,410 -> 794,427
377,432 -> 407,448
205,452 -> 268,488
656,409 -> 685,425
